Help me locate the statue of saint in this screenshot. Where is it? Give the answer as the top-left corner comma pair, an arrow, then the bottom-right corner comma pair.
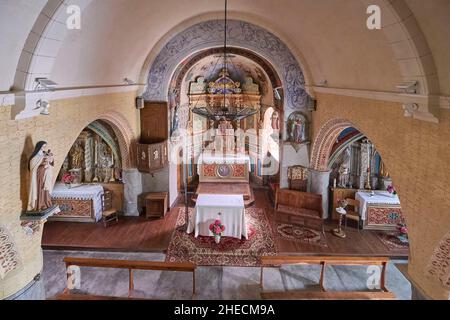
292,119 -> 303,143
27,141 -> 55,212
338,147 -> 351,188
70,142 -> 84,169
379,160 -> 390,178
271,111 -> 280,130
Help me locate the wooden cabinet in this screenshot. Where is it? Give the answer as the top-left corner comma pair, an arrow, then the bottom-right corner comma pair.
330,187 -> 358,220
137,141 -> 168,173
144,192 -> 168,219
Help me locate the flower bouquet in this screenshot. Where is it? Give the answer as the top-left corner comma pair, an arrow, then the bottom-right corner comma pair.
337,198 -> 348,210
396,223 -> 408,243
61,172 -> 75,188
387,184 -> 397,197
209,219 -> 226,244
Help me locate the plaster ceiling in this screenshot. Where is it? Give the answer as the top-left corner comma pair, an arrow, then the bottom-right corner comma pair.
0,0 -> 449,95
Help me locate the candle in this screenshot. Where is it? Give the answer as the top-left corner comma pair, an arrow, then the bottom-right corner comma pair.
94,141 -> 97,164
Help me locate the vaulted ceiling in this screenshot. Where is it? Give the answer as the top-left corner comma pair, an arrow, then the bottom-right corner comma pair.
0,0 -> 449,95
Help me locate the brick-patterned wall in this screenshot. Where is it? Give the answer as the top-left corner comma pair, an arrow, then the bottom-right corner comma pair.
0,91 -> 138,299
312,93 -> 450,300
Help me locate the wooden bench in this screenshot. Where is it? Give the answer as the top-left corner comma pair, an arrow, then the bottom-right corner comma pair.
61,257 -> 196,299
275,189 -> 324,235
260,255 -> 395,300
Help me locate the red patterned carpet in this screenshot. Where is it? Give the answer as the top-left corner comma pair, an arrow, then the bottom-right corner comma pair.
275,223 -> 328,247
375,232 -> 409,252
165,207 -> 277,266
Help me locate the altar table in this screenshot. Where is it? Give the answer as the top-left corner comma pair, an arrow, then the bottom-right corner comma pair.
355,190 -> 403,230
187,194 -> 248,239
197,152 -> 251,183
51,183 -> 104,222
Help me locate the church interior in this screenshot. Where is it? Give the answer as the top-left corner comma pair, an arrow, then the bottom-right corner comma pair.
0,0 -> 449,302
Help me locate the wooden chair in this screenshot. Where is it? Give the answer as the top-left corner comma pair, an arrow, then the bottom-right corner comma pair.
344,198 -> 361,231
101,189 -> 119,228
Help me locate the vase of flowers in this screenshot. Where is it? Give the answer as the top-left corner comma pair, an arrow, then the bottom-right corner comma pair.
397,223 -> 408,243
61,172 -> 75,188
209,219 -> 225,244
337,199 -> 348,210
387,184 -> 397,197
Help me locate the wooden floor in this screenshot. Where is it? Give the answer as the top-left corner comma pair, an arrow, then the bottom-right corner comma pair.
42,189 -> 409,258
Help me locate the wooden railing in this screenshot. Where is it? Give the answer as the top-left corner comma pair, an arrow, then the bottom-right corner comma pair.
61,257 -> 196,299
260,256 -> 396,300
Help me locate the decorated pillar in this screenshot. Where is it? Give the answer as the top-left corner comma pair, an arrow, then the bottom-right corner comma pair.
359,139 -> 371,189
309,169 -> 331,219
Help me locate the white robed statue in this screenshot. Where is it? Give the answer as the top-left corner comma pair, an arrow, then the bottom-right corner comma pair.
27,141 -> 55,212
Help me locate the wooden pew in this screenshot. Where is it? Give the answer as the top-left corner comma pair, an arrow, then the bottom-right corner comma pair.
260,255 -> 396,300
61,257 -> 196,300
274,189 -> 324,236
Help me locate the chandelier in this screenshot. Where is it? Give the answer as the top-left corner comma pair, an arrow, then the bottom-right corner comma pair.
191,0 -> 258,122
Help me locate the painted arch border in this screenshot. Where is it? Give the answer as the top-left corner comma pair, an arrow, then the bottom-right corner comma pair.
141,14 -> 310,112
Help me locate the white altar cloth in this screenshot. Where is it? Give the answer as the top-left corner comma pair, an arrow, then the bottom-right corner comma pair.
51,183 -> 104,222
355,191 -> 401,221
187,194 -> 248,239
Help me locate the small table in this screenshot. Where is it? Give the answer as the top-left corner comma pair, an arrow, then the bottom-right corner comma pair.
144,192 -> 168,219
187,194 -> 247,239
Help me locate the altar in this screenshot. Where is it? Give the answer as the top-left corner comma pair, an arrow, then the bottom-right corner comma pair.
187,194 -> 248,239
50,183 -> 104,223
355,190 -> 404,230
197,152 -> 250,183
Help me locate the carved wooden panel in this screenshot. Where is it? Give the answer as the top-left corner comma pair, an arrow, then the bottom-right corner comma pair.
199,163 -> 249,183
136,141 -> 168,173
140,102 -> 168,144
51,198 -> 94,221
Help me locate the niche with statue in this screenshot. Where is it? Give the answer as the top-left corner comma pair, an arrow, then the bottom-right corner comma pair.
58,120 -> 122,185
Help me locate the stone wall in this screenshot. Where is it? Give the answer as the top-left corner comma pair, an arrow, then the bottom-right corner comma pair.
0,91 -> 139,299
312,93 -> 450,300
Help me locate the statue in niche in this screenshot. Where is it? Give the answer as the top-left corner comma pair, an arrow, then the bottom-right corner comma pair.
27,141 -> 55,212
98,142 -> 113,168
287,112 -> 308,149
338,147 -> 351,188
242,76 -> 260,94
379,160 -> 390,178
172,106 -> 180,134
271,111 -> 280,131
70,142 -> 84,169
189,76 -> 207,94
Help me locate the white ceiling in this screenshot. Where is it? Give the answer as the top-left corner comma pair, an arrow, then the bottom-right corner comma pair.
0,0 -> 448,95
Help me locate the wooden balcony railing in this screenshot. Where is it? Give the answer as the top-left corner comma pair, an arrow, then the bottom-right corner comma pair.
260,255 -> 396,300
60,257 -> 196,300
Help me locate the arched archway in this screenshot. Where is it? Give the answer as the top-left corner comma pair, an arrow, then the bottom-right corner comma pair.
143,19 -> 308,113
310,118 -> 356,172
309,118 -> 404,225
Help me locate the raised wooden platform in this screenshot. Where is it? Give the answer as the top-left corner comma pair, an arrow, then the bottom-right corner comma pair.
42,190 -> 409,258
192,182 -> 255,207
